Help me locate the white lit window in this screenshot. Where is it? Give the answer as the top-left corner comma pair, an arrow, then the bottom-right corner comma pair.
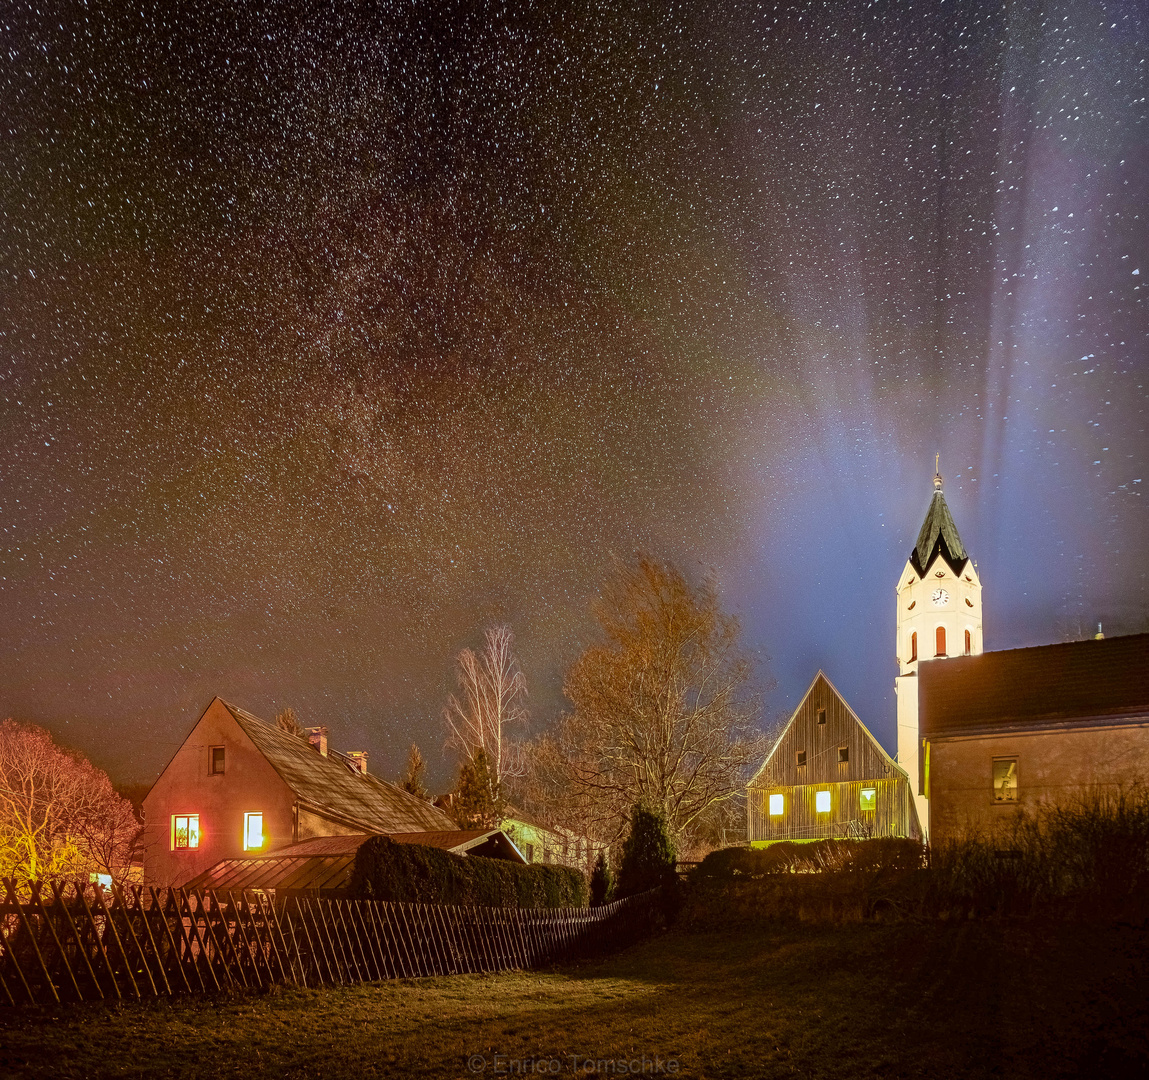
815,790 -> 831,813
768,793 -> 784,816
860,788 -> 876,812
171,814 -> 200,850
243,812 -> 264,850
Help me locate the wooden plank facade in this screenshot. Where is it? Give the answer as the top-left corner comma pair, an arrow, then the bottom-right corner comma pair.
748,672 -> 921,843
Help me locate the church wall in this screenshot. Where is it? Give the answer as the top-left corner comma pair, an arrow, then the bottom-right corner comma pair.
926,720 -> 1149,842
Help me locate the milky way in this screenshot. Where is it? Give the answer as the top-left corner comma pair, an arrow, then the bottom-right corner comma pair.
1,0 -> 1145,787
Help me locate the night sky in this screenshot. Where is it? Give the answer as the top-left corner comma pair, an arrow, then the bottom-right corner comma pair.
2,0 -> 1145,791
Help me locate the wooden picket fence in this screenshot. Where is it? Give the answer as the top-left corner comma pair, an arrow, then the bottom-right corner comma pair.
0,878 -> 661,1006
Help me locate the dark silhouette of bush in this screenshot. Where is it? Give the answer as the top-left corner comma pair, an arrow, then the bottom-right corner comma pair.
351,835 -> 587,908
590,850 -> 613,906
615,804 -> 676,899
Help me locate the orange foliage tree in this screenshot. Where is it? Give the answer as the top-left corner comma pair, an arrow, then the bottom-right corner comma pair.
0,719 -> 140,887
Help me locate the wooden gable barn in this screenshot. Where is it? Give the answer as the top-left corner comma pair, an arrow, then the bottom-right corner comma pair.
748,672 -> 921,844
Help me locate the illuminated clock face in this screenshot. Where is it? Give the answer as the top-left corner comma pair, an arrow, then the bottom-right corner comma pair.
931,589 -> 950,607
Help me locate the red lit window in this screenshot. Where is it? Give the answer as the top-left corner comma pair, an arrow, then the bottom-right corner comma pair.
909,632 -> 917,662
935,626 -> 946,656
964,629 -> 972,655
171,815 -> 200,850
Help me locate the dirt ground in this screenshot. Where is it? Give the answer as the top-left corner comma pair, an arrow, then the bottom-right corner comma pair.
0,920 -> 1145,1079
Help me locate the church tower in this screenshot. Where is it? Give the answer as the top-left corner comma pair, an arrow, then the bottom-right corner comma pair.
895,461 -> 982,839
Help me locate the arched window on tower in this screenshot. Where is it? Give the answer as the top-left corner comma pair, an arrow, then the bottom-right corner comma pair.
936,626 -> 946,657
964,629 -> 972,655
910,632 -> 917,662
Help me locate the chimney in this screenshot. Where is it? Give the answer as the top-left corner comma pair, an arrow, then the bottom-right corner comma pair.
345,750 -> 368,775
306,726 -> 329,756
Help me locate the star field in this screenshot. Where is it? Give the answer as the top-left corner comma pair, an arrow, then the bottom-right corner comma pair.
1,0 -> 1145,787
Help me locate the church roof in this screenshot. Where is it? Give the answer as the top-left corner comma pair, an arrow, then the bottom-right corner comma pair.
919,633 -> 1149,736
909,487 -> 968,577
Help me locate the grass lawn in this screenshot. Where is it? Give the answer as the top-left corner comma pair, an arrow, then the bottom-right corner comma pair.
0,920 -> 1145,1079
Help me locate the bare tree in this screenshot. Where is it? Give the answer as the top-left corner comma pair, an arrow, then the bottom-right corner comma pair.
444,625 -> 528,807
0,719 -> 140,888
532,557 -> 767,845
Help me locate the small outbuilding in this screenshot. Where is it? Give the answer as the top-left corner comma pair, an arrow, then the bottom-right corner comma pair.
748,671 -> 922,844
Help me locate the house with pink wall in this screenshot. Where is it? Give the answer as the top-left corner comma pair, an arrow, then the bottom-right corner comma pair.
141,697 -> 460,887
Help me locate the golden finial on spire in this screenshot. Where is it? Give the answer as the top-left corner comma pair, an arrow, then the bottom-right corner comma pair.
933,453 -> 943,490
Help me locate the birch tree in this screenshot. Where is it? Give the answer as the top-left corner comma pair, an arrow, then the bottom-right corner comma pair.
444,625 -> 527,807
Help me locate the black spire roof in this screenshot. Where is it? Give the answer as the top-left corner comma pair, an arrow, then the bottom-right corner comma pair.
909,486 -> 969,578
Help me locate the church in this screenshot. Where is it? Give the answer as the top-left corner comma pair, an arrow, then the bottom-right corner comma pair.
749,462 -> 1149,846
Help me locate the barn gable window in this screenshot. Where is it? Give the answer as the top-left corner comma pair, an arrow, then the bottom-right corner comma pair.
992,758 -> 1018,803
860,788 -> 876,812
796,750 -> 807,767
815,790 -> 831,813
768,793 -> 784,817
817,708 -> 826,725
171,814 -> 200,851
838,746 -> 849,763
210,746 -> 225,774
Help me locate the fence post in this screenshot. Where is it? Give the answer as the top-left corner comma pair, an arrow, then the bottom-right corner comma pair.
111,883 -> 159,997
30,881 -> 83,1002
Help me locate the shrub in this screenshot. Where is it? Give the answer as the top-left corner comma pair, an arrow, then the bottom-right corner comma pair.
351,836 -> 587,908
615,804 -> 676,899
590,850 -> 612,906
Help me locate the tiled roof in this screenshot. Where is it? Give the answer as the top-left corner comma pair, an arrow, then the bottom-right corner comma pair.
910,489 -> 969,577
919,633 -> 1149,736
222,700 -> 457,834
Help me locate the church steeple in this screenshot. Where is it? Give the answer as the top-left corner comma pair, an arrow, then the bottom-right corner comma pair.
909,467 -> 969,578
894,461 -> 984,841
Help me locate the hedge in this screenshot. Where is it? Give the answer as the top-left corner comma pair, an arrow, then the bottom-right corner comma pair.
696,838 -> 924,880
350,836 -> 588,908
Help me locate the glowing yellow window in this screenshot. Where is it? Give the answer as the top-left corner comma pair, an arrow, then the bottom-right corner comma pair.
768,793 -> 784,816
815,790 -> 831,813
860,788 -> 877,812
171,814 -> 200,850
243,812 -> 264,851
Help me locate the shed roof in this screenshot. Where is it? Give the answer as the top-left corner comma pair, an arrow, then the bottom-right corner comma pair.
221,699 -> 456,835
919,633 -> 1149,736
183,828 -> 526,892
